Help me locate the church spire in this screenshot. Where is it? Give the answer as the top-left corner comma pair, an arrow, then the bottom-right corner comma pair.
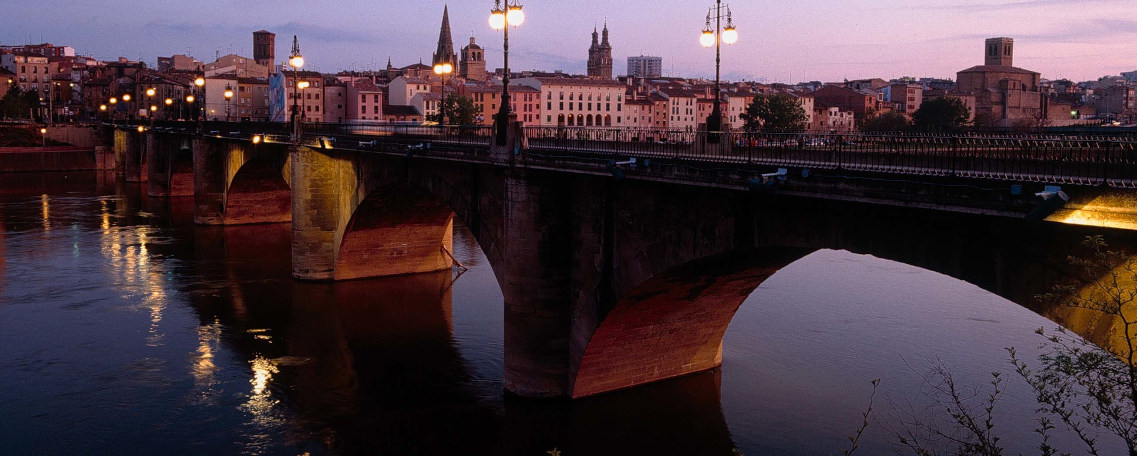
433,5 -> 457,67
601,21 -> 610,48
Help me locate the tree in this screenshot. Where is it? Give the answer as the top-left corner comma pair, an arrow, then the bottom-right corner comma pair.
862,112 -> 910,132
0,85 -> 37,120
1010,235 -> 1137,456
427,95 -> 482,126
913,97 -> 971,132
884,235 -> 1137,456
739,93 -> 808,132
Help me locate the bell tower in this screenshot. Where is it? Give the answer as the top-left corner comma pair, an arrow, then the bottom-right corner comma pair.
587,23 -> 613,79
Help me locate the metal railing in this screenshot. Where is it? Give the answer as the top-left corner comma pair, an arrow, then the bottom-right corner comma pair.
113,121 -> 1137,188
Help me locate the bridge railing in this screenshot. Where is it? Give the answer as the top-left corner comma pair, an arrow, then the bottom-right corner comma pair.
124,121 -> 1137,187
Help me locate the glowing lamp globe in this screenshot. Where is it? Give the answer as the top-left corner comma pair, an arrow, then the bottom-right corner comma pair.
489,10 -> 506,30
506,5 -> 525,26
722,26 -> 738,45
699,30 -> 715,48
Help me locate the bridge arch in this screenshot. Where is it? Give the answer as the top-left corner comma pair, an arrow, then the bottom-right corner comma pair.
572,250 -> 808,398
566,183 -> 1129,398
192,137 -> 291,225
333,185 -> 456,281
223,153 -> 292,225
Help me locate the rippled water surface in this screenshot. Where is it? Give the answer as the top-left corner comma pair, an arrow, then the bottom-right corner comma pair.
0,172 -> 1120,455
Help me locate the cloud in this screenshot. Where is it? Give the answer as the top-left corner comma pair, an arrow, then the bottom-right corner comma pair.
922,0 -> 1122,12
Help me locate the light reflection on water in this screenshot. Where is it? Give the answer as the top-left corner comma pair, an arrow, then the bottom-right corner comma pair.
0,174 -> 1125,456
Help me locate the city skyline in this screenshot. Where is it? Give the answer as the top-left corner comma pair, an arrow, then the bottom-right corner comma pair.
2,0 -> 1134,82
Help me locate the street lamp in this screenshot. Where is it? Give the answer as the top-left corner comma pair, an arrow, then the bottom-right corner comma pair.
288,35 -> 305,142
193,77 -> 205,132
223,84 -> 234,122
489,0 -> 524,146
40,127 -> 46,147
122,93 -> 132,123
297,80 -> 309,124
108,97 -> 117,125
700,1 -> 737,141
164,98 -> 173,121
145,87 -> 156,125
433,62 -> 453,126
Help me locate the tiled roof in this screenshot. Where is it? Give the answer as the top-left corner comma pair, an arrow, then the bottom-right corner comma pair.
957,65 -> 1040,75
526,77 -> 625,87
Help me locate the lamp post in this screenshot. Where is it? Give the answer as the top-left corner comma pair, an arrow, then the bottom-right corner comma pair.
146,87 -> 156,127
297,80 -> 309,125
700,1 -> 738,141
192,77 -> 205,131
223,84 -> 234,122
288,36 -> 305,142
164,98 -> 173,121
433,62 -> 453,126
40,127 -> 46,147
47,83 -> 54,126
122,93 -> 132,124
489,0 -> 524,146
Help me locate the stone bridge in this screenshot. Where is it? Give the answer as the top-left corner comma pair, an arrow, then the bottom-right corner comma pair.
115,127 -> 1137,399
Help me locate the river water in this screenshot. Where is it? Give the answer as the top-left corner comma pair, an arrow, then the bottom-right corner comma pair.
0,172 -> 1123,455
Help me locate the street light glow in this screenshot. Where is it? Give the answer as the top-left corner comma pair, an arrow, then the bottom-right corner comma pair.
146,88 -> 156,97
489,3 -> 506,30
186,95 -> 195,103
434,63 -> 453,75
164,98 -> 173,105
722,25 -> 738,45
506,3 -> 525,26
297,81 -> 310,90
700,29 -> 715,47
122,94 -> 131,102
194,77 -> 205,87
289,55 -> 304,69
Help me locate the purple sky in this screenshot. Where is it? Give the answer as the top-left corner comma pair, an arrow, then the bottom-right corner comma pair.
4,0 -> 1134,83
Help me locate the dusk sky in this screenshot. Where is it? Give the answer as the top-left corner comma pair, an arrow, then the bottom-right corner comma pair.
4,0 -> 1134,83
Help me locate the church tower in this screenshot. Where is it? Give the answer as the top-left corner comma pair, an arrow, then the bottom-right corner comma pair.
984,37 -> 1014,67
432,6 -> 458,69
587,23 -> 613,79
461,37 -> 487,81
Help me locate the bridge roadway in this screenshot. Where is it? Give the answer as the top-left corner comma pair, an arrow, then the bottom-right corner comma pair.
115,123 -> 1137,399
